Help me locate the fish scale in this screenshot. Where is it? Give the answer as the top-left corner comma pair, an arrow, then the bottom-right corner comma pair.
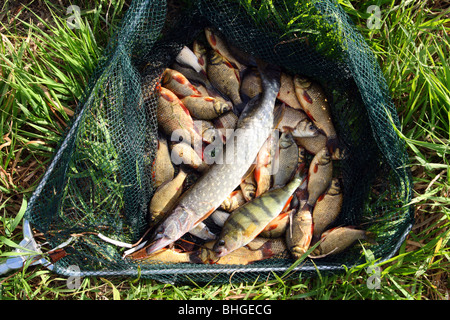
213,172 -> 305,257
142,61 -> 281,255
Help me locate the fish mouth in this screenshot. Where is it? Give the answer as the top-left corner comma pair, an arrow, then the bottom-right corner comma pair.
212,244 -> 228,258
145,234 -> 173,256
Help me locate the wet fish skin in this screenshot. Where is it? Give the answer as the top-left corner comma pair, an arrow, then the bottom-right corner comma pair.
127,247 -> 192,263
171,61 -> 212,90
181,94 -> 233,120
207,50 -> 243,108
149,170 -> 187,227
220,189 -> 246,212
210,209 -> 230,227
193,119 -> 223,144
278,73 -> 303,110
273,131 -> 299,188
170,142 -> 209,172
156,86 -> 203,147
161,68 -> 202,98
240,170 -> 257,201
213,111 -> 238,143
152,136 -> 175,188
191,238 -> 286,265
193,40 -> 209,74
259,209 -> 291,238
307,147 -> 333,207
311,226 -> 375,257
189,222 -> 217,241
293,75 -> 338,153
176,46 -> 203,73
240,69 -> 262,101
294,133 -> 327,156
276,104 -> 319,138
312,178 -> 343,240
143,61 -> 281,255
254,130 -> 278,197
205,28 -> 245,71
286,204 -> 313,259
213,172 -> 304,257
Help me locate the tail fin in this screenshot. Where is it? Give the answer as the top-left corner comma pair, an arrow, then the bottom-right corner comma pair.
256,59 -> 281,92
364,231 -> 377,245
326,135 -> 340,155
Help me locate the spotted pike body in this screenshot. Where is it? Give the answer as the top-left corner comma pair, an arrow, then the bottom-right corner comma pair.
213,172 -> 305,257
241,69 -> 262,100
143,61 -> 281,255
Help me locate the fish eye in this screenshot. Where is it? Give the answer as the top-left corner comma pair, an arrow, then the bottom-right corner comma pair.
217,239 -> 225,246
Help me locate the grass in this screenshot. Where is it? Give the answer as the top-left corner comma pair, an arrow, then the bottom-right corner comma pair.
0,0 -> 449,300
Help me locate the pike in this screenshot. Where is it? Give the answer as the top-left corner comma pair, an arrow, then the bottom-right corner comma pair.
213,171 -> 305,257
141,60 -> 281,255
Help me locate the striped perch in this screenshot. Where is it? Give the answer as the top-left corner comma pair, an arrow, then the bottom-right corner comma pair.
213,171 -> 305,258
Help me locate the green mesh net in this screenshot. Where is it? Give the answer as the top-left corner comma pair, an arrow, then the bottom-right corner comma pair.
24,0 -> 414,284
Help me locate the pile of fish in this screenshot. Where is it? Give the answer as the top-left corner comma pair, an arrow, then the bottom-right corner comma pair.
127,28 -> 375,265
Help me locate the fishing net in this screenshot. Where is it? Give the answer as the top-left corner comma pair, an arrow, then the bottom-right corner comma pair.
24,0 -> 414,284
